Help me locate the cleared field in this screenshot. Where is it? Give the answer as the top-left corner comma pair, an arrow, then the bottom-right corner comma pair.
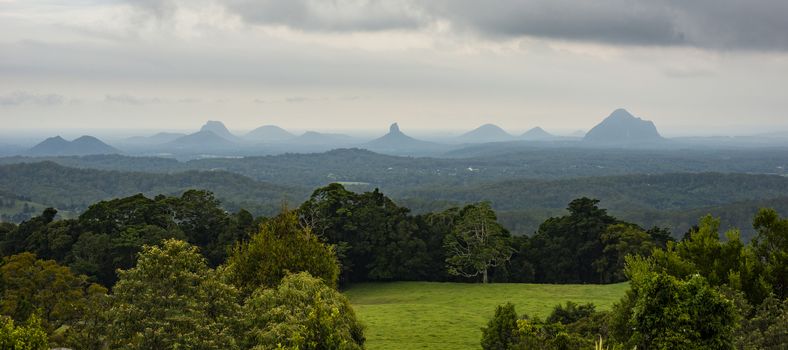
345,281 -> 628,350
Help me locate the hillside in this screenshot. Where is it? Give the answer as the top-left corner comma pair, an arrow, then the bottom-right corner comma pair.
346,282 -> 628,350
365,123 -> 447,155
245,125 -> 295,142
457,124 -> 513,143
0,162 -> 307,217
27,135 -> 119,156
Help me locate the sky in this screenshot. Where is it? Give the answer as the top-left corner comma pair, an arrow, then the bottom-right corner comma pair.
1,0 -> 788,137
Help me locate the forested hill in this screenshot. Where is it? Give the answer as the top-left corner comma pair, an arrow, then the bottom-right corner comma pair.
399,173 -> 788,239
1,161 -> 787,240
1,147 -> 787,190
0,162 -> 307,216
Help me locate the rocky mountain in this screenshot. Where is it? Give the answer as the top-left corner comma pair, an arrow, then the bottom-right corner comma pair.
245,125 -> 294,142
584,109 -> 663,144
27,135 -> 119,156
365,123 -> 446,155
457,124 -> 513,143
165,130 -> 236,150
521,127 -> 554,140
200,121 -> 239,142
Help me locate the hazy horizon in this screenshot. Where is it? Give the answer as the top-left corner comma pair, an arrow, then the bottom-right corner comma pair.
2,1 -> 788,135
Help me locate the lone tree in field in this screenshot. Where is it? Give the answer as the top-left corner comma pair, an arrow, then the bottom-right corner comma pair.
444,202 -> 514,283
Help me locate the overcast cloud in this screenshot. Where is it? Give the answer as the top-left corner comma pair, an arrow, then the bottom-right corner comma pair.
1,0 -> 787,135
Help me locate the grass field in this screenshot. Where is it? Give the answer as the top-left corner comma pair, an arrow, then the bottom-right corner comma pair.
345,282 -> 629,350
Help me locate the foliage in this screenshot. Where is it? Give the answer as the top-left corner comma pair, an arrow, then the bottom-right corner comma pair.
444,202 -> 514,283
0,191 -> 257,286
612,256 -> 737,349
0,252 -> 104,344
108,239 -> 241,350
751,208 -> 788,300
0,314 -> 48,350
527,198 -> 620,283
546,301 -> 596,325
298,184 -> 437,283
226,209 -> 340,296
243,272 -> 365,350
480,303 -> 518,350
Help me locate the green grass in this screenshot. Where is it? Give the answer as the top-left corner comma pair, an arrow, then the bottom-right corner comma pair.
345,281 -> 629,350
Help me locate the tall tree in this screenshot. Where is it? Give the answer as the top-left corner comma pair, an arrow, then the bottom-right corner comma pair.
444,202 -> 513,283
108,239 -> 241,350
225,209 -> 340,296
243,272 -> 365,350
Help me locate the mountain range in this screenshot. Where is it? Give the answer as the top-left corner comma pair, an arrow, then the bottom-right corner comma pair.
27,136 -> 119,156
16,108 -> 769,158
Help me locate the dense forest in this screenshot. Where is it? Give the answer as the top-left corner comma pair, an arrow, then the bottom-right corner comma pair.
1,185 -> 786,348
2,161 -> 787,240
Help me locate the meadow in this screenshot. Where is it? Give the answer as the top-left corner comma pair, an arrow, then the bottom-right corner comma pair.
345,281 -> 629,350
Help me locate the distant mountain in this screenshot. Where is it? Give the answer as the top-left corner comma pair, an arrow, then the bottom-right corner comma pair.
520,127 -> 554,140
457,124 -> 513,143
584,109 -> 663,144
27,136 -> 119,156
245,125 -> 294,142
290,131 -> 355,145
570,130 -> 586,137
165,130 -> 236,150
200,121 -> 239,142
365,123 -> 445,155
124,132 -> 187,145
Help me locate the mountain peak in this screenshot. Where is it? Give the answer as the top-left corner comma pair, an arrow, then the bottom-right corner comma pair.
200,120 -> 237,141
458,124 -> 512,143
389,123 -> 401,134
584,109 -> 663,144
28,135 -> 118,156
521,126 -> 554,140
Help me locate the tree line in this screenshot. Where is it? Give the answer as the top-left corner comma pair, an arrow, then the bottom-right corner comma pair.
1,183 -> 785,348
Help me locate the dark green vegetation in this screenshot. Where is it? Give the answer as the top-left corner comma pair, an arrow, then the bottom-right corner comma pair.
2,157 -> 788,241
1,146 -> 787,348
480,210 -> 788,350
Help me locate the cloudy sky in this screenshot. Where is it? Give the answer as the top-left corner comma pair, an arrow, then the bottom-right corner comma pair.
1,0 -> 787,136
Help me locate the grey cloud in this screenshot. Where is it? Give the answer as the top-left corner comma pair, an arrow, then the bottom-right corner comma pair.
218,0 -> 788,50
0,91 -> 65,106
428,0 -> 788,51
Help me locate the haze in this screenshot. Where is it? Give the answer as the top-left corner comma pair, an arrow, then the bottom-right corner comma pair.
2,0 -> 788,136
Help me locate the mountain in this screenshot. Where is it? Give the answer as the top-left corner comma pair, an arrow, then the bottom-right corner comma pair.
165,130 -> 236,150
457,124 -> 513,143
27,135 -> 119,156
245,125 -> 294,142
584,109 -> 663,144
290,131 -> 355,145
365,123 -> 445,155
124,132 -> 187,145
520,127 -> 554,140
200,120 -> 239,142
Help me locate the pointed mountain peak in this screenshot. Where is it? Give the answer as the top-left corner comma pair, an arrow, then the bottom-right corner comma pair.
585,109 -> 663,144
200,120 -> 237,141
389,122 -> 401,134
458,123 -> 512,143
607,108 -> 637,120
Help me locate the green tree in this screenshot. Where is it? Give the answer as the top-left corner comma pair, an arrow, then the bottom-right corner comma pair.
612,256 -> 737,349
593,224 -> 656,283
444,202 -> 513,283
528,198 -> 619,283
0,314 -> 48,350
226,209 -> 340,296
108,239 -> 241,350
0,252 -> 100,338
243,272 -> 365,350
481,303 -> 518,350
751,208 -> 788,300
